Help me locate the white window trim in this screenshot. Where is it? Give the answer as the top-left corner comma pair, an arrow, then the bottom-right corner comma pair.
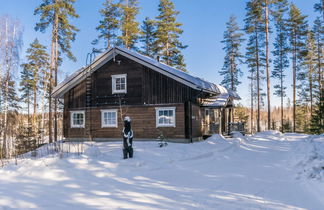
71,110 -> 85,128
101,109 -> 118,128
155,107 -> 176,128
111,74 -> 127,94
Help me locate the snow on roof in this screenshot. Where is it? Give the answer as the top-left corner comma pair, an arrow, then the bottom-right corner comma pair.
201,94 -> 230,108
52,46 -> 240,100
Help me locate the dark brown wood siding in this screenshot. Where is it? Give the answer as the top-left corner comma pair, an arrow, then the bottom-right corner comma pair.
63,54 -> 205,139
64,104 -> 185,139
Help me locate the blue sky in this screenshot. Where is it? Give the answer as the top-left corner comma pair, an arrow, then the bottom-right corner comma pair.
0,0 -> 320,107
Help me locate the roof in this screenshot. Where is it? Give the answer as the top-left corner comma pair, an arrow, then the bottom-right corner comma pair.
52,46 -> 240,100
201,94 -> 230,108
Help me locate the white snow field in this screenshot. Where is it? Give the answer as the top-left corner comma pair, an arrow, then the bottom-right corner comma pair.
0,131 -> 323,210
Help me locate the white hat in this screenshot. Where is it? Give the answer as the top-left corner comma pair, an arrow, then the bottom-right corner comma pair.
124,116 -> 131,122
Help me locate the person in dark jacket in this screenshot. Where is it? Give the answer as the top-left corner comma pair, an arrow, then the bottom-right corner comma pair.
122,116 -> 133,159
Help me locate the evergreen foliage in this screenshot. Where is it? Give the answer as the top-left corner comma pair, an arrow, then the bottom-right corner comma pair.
34,0 -> 79,61
310,89 -> 324,134
271,0 -> 289,132
15,125 -> 38,156
155,0 -> 187,71
1,78 -> 20,111
220,15 -> 245,91
314,0 -> 324,20
118,0 -> 140,49
312,17 -> 324,93
93,0 -> 120,49
244,0 -> 266,132
20,39 -> 49,124
19,64 -> 33,123
34,0 -> 79,142
139,17 -> 157,57
287,3 -> 308,132
299,31 -> 317,115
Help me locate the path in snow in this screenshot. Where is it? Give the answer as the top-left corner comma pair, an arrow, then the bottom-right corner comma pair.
0,132 -> 323,209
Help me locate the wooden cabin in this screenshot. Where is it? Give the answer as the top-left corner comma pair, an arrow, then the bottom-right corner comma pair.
52,47 -> 240,142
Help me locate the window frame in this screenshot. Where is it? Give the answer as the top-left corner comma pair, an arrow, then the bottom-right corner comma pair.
155,107 -> 176,128
111,74 -> 127,94
101,109 -> 118,128
70,110 -> 85,128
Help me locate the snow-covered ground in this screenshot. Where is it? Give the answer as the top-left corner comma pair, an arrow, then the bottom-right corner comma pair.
0,132 -> 323,210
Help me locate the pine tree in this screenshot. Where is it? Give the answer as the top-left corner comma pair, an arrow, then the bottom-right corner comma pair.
118,0 -> 140,49
271,0 -> 289,132
310,88 -> 324,134
20,39 -> 50,127
287,4 -> 308,132
313,17 -> 324,94
220,15 -> 244,92
155,0 -> 187,71
245,0 -> 266,132
34,0 -> 79,142
20,64 -> 33,126
139,17 -> 157,57
314,0 -> 324,21
93,0 -> 120,49
300,31 -> 317,117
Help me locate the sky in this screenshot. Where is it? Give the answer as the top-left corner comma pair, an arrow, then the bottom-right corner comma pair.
0,0 -> 320,107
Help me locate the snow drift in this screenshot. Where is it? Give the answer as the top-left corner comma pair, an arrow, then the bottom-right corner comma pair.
0,132 -> 323,209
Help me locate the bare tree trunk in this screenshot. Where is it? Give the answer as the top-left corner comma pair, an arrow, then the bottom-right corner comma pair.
28,92 -> 31,127
317,33 -> 323,92
250,71 -> 254,134
40,79 -> 48,144
265,0 -> 271,130
33,86 -> 37,128
54,15 -> 59,142
292,33 -> 297,132
309,68 -> 313,116
255,29 -> 261,132
49,2 -> 58,143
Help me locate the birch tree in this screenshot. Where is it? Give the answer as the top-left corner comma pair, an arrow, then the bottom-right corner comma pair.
0,16 -> 23,158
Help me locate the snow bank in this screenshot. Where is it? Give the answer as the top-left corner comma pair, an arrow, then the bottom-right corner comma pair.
293,135 -> 324,180
1,133 -> 324,209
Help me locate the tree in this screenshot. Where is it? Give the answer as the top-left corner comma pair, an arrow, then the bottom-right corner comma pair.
310,88 -> 324,134
220,15 -> 244,92
118,0 -> 140,49
21,39 -> 50,128
139,17 -> 157,57
0,16 -> 23,158
19,64 -> 33,126
314,0 -> 324,21
313,17 -> 324,94
155,0 -> 187,71
264,0 -> 271,130
271,0 -> 289,132
34,0 -> 79,142
287,4 -> 308,132
245,0 -> 266,132
300,31 -> 317,117
93,0 -> 120,49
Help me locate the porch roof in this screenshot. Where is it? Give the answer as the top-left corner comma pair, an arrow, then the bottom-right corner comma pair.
201,93 -> 230,108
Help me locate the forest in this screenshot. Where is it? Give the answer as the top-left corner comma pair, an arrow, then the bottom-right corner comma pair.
0,0 -> 323,161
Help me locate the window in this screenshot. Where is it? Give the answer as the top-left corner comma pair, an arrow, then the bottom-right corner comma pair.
156,107 -> 176,127
71,111 -> 85,128
101,109 -> 118,127
112,74 -> 127,94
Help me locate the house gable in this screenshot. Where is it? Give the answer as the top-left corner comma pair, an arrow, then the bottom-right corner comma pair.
53,47 -> 228,99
